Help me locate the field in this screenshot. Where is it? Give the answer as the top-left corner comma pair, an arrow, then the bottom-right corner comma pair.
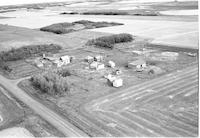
0,24 -> 110,52
0,87 -> 65,137
83,64 -> 198,136
91,19 -> 198,49
19,40 -> 198,136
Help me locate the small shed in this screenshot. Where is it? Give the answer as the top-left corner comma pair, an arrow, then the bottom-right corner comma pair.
113,78 -> 123,88
128,59 -> 146,69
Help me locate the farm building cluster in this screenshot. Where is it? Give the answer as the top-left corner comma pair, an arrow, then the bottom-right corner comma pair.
28,50 -> 181,88
33,54 -> 73,68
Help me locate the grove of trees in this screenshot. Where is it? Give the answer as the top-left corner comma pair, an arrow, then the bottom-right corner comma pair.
31,70 -> 70,96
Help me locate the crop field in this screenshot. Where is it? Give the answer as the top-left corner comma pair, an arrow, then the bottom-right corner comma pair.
0,24 -> 110,52
82,64 -> 198,137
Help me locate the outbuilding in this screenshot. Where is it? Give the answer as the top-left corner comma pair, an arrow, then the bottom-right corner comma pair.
94,55 -> 103,62
128,59 -> 146,69
90,61 -> 105,70
113,78 -> 123,88
85,56 -> 94,63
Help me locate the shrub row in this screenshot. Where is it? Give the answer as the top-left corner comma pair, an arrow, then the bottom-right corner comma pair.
82,11 -> 128,15
87,33 -> 133,49
40,20 -> 123,34
0,44 -> 62,62
40,23 -> 74,34
31,70 -> 70,96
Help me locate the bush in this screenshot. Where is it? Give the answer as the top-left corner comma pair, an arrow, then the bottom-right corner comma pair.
0,44 -> 62,62
56,68 -> 72,77
31,71 -> 70,96
0,61 -> 12,72
87,33 -> 133,49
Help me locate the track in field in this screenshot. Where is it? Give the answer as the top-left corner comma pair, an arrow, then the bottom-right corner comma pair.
83,65 -> 198,137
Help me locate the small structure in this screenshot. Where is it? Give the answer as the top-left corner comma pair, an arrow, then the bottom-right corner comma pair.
108,61 -> 116,68
90,61 -> 105,70
85,56 -> 94,63
115,69 -> 122,75
60,55 -> 71,65
186,52 -> 196,57
113,78 -> 123,88
105,74 -> 123,88
94,55 -> 103,62
105,74 -> 117,82
128,59 -> 146,69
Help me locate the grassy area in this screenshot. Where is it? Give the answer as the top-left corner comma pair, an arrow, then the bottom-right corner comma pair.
86,33 -> 133,49
40,20 -> 123,34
